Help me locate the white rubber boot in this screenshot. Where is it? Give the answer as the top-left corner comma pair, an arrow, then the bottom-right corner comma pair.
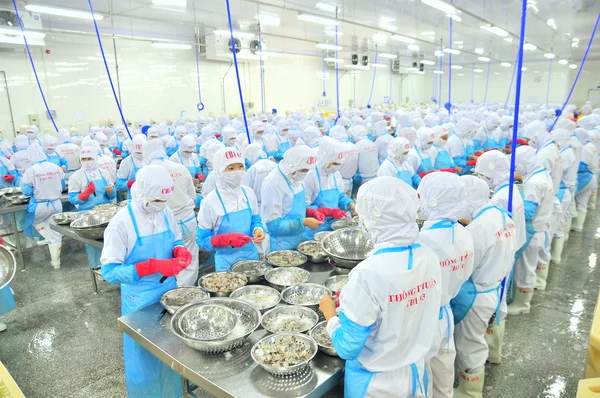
590,192 -> 597,210
485,320 -> 505,364
571,211 -> 586,232
0,322 -> 6,332
507,288 -> 533,315
454,369 -> 485,398
535,264 -> 549,291
564,219 -> 572,241
550,237 -> 565,264
49,244 -> 61,269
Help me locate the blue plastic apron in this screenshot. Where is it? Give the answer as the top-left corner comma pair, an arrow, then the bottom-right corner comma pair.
432,145 -> 454,169
385,158 -> 413,186
450,133 -> 473,175
44,152 -> 63,168
0,285 -> 16,315
177,152 -> 198,178
214,187 -> 259,271
276,133 -> 291,160
270,166 -> 307,251
344,244 -> 428,398
481,126 -> 496,150
121,204 -> 182,398
114,134 -> 124,152
79,170 -> 111,211
306,168 -> 344,240
577,162 -> 594,195
0,158 -> 13,189
24,198 -> 59,240
415,147 -> 434,174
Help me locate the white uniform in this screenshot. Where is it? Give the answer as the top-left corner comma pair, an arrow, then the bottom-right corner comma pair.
246,159 -> 276,207
354,138 -> 379,185
11,150 -> 33,177
576,141 -> 598,213
375,133 -> 394,165
56,142 -> 81,177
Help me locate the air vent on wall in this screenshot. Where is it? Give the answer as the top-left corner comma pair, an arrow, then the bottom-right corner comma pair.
351,54 -> 358,65
228,37 -> 242,53
361,55 -> 368,66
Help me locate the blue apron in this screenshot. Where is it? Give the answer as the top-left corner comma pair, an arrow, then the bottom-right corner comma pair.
577,162 -> 594,195
113,134 -> 124,152
481,126 -> 497,150
344,244 -> 428,398
166,141 -> 180,157
415,147 -> 433,174
44,152 -> 63,168
450,133 -> 473,175
305,168 -> 344,240
276,133 -> 291,160
24,198 -> 60,240
432,145 -> 454,169
176,152 -> 198,178
214,187 -> 259,271
0,285 -> 16,315
121,204 -> 182,398
0,158 -> 14,189
269,166 -> 307,251
79,170 -> 111,211
385,158 -> 413,186
125,157 -> 142,200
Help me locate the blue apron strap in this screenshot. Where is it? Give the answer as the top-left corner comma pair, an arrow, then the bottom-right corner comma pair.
524,168 -> 546,183
439,305 -> 452,351
215,188 -> 230,222
316,167 -> 324,193
425,220 -> 457,244
177,215 -> 195,239
241,187 -> 251,210
373,243 -> 421,270
277,164 -> 295,194
409,363 -> 424,398
83,170 -> 91,184
127,203 -> 142,244
415,147 -> 425,161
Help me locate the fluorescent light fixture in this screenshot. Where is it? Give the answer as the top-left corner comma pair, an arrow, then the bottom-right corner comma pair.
421,0 -> 456,14
451,65 -> 463,69
453,41 -> 464,45
380,24 -> 397,32
324,57 -> 344,63
569,64 -> 577,69
474,48 -> 484,54
151,42 -> 191,50
315,2 -> 341,12
523,42 -> 537,51
315,42 -> 342,50
477,56 -> 490,62
379,53 -> 398,59
547,18 -> 557,30
348,65 -> 369,70
257,12 -> 280,26
391,34 -> 415,43
0,27 -> 46,39
213,30 -> 255,38
407,67 -> 419,72
571,38 -> 580,48
473,68 -> 483,73
558,59 -> 568,65
87,56 -> 115,63
152,0 -> 186,5
504,37 -> 513,43
408,44 -> 420,51
372,33 -> 387,43
433,70 -> 444,74
458,73 -> 465,76
443,48 -> 460,54
297,12 -> 339,25
521,67 -> 527,71
378,17 -> 397,31
421,60 -> 435,65
422,31 -> 435,36
325,29 -> 342,36
447,12 -> 462,22
0,35 -> 44,46
434,50 -> 444,57
480,24 -> 509,37
25,4 -> 103,20
501,62 -> 511,67
372,63 -> 389,68
544,52 -> 556,59
256,50 -> 282,57
379,17 -> 395,23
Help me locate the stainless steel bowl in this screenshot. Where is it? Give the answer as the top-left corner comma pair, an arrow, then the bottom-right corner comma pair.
330,216 -> 359,231
251,333 -> 318,376
265,267 -> 311,291
230,285 -> 281,313
321,227 -> 373,268
93,203 -> 120,212
266,250 -> 307,268
313,231 -> 331,242
261,305 -> 319,334
0,187 -> 21,196
52,212 -> 80,225
160,287 -> 210,315
309,321 -> 338,357
297,241 -> 328,263
281,283 -> 333,311
231,260 -> 273,283
329,259 -> 351,274
324,275 -> 349,293
0,244 -> 17,290
70,211 -> 114,240
178,303 -> 238,341
171,298 -> 261,354
9,195 -> 30,205
118,200 -> 131,208
199,272 -> 248,297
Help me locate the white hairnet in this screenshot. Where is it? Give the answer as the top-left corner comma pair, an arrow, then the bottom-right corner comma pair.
397,112 -> 412,128
14,135 -> 29,151
250,121 -> 266,136
221,125 -> 237,143
455,118 -> 475,138
423,115 -> 438,128
387,137 -> 411,162
337,116 -> 350,128
317,136 -> 344,168
549,128 -> 571,149
460,175 -> 490,216
79,146 -> 98,162
329,125 -> 348,142
205,142 -> 225,163
279,145 -> 317,175
144,138 -> 167,163
95,132 -> 108,147
27,125 -> 39,134
555,118 -> 576,132
244,143 -> 266,165
374,120 -> 388,137
474,150 -> 510,189
201,126 -> 216,139
348,125 -> 368,142
578,115 -> 598,130
58,129 -> 70,144
415,127 -> 436,150
485,114 -> 501,130
180,135 -> 196,153
522,120 -> 548,150
130,134 -> 147,155
174,126 -> 187,139
26,143 -> 46,164
515,145 -> 540,176
213,147 -> 245,176
574,127 -> 590,144
131,165 -> 175,209
417,172 -> 468,220
42,134 -> 58,152
303,126 -> 322,147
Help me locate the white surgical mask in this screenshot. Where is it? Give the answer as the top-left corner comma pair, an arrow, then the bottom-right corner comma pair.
393,153 -> 409,164
144,201 -> 167,213
81,160 -> 97,171
434,137 -> 446,148
133,152 -> 143,161
421,142 -> 433,151
280,129 -> 289,137
325,164 -> 341,174
27,132 -> 36,139
220,170 -> 246,189
291,171 -> 308,182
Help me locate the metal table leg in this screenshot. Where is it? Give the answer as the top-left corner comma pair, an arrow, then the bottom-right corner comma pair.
182,378 -> 198,398
90,267 -> 98,294
10,212 -> 25,271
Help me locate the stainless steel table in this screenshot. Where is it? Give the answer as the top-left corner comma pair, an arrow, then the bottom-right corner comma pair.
118,262 -> 346,398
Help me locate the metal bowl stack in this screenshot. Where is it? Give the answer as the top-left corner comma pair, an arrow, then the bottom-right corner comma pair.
261,305 -> 319,334
199,272 -> 248,297
177,303 -> 238,341
265,267 -> 311,291
93,203 -> 120,212
266,250 -> 307,268
251,333 -> 318,376
160,287 -> 210,315
330,216 -> 359,231
0,187 -> 21,197
309,321 -> 337,357
0,244 -> 17,290
231,260 -> 273,283
229,285 -> 281,313
52,212 -> 80,226
171,298 -> 261,354
321,227 -> 373,269
9,195 -> 30,205
70,211 -> 114,240
118,200 -> 131,208
281,283 -> 332,311
297,241 -> 328,263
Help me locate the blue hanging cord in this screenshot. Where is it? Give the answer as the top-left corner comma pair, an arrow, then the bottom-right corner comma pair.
549,13 -> 600,131
388,61 -> 393,104
471,65 -> 475,103
507,0 -> 528,214
367,51 -> 378,107
195,40 -> 205,111
504,53 -> 519,110
438,43 -> 443,107
225,0 -> 251,144
545,58 -> 552,107
335,25 -> 340,121
483,58 -> 491,104
12,0 -> 58,132
86,0 -> 132,139
258,31 -> 265,114
446,16 -> 452,110
322,56 -> 327,97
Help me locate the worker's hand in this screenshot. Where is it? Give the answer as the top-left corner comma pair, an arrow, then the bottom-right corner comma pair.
78,182 -> 96,201
306,208 -> 325,222
135,258 -> 187,278
319,295 -> 337,321
458,218 -> 471,226
2,175 -> 14,183
303,218 -> 323,230
468,156 -> 477,161
172,246 -> 193,267
61,166 -> 67,172
112,148 -> 122,156
127,180 -> 135,189
105,186 -> 114,195
348,203 -> 358,217
253,228 -> 266,243
196,173 -> 205,182
454,166 -> 462,174
211,233 -> 252,248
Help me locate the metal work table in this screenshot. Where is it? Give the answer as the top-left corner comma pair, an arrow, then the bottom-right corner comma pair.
118,262 -> 345,398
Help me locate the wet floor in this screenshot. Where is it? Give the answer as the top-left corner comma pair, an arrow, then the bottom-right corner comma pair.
1,209 -> 598,397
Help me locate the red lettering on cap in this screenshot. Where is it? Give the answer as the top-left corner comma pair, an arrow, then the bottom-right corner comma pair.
306,156 -> 316,165
161,186 -> 175,194
405,144 -> 410,149
225,151 -> 242,159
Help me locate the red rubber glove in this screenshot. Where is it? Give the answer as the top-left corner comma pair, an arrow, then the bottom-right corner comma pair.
210,233 -> 252,248
127,180 -> 135,189
318,207 -> 348,220
466,159 -> 477,166
438,168 -> 457,174
173,246 -> 192,267
112,148 -> 122,156
215,134 -> 221,140
135,258 -> 187,278
418,170 -> 436,178
2,175 -> 14,182
517,139 -> 528,146
306,208 -> 325,222
196,173 -> 205,182
77,182 -> 96,201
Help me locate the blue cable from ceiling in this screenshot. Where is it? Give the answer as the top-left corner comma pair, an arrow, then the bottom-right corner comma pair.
322,56 -> 327,97
504,53 -> 519,111
483,58 -> 491,104
366,51 -> 378,107
12,0 -> 58,132
335,25 -> 340,121
195,38 -> 205,111
86,0 -> 132,139
446,16 -> 452,111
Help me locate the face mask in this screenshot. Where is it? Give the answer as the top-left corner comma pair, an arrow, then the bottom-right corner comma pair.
220,170 -> 246,189
476,173 -> 493,188
227,138 -> 236,146
358,207 -> 382,242
434,137 -> 446,148
133,152 -> 143,161
144,201 -> 167,213
393,153 -> 409,164
45,147 -> 56,154
280,129 -> 289,137
291,171 -> 308,182
27,132 -> 36,139
81,160 -> 97,171
421,142 -> 433,151
326,164 -> 341,174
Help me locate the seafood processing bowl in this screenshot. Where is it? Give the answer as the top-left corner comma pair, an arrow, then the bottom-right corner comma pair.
251,333 -> 318,377
264,267 -> 311,291
0,187 -> 21,196
309,321 -> 338,357
69,211 -> 114,240
324,275 -> 349,293
171,298 -> 261,354
199,272 -> 248,297
321,227 -> 373,268
93,203 -> 120,212
52,212 -> 81,225
281,283 -> 333,311
297,241 -> 328,263
0,244 -> 17,290
261,305 -> 319,334
160,287 -> 210,315
178,303 -> 238,341
330,216 -> 359,231
313,231 -> 331,242
229,285 -> 281,313
266,250 -> 307,268
9,195 -> 30,205
231,260 -> 273,283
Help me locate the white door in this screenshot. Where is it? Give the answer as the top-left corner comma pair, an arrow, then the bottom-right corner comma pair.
0,71 -> 16,140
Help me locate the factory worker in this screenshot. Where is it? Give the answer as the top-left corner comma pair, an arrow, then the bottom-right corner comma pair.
221,125 -> 238,149
447,118 -> 476,175
374,119 -> 393,164
244,143 -> 267,168
200,142 -> 226,198
330,125 -> 358,197
196,147 -> 265,271
453,176 -> 516,397
21,143 -> 64,267
144,140 -> 199,286
235,121 -> 265,151
417,172 -> 474,398
0,153 -> 17,189
11,136 -> 32,185
424,114 -> 438,128
377,137 -> 420,188
261,146 -> 322,250
117,135 -> 147,199
0,132 -> 13,159
95,131 -> 115,158
246,150 -> 276,208
197,125 -> 217,148
407,127 -> 436,175
509,146 -> 554,315
496,115 -> 513,148
91,137 -> 118,183
199,138 -> 220,171
100,165 -> 191,397
572,127 -> 598,232
147,126 -> 161,140
165,126 -> 187,157
42,134 -> 67,172
170,135 -> 202,181
296,126 -> 322,149
348,125 -> 379,190
473,114 -> 501,151
56,129 -> 81,179
396,112 -> 417,145
319,177 -> 442,398
429,126 -> 458,171
304,137 -> 356,239
26,125 -> 42,146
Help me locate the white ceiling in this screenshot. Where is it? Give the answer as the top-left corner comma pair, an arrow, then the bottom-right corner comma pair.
1,0 -> 599,69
